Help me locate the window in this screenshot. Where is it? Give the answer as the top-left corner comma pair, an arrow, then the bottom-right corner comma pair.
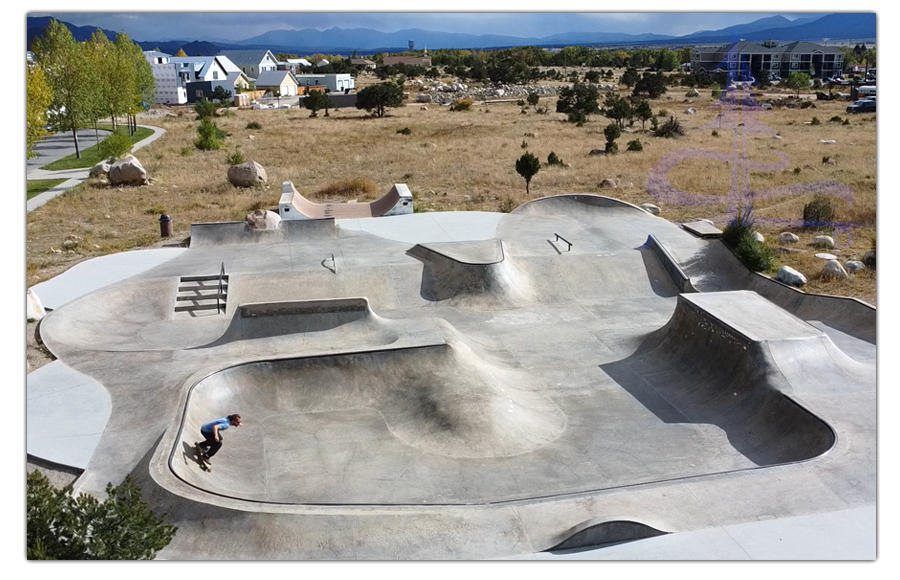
213,71 -> 219,80
196,90 -> 204,97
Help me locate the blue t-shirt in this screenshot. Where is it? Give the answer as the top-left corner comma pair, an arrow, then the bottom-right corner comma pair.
201,417 -> 232,434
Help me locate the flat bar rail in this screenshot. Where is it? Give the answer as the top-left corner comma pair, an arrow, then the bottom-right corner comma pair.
554,233 -> 573,252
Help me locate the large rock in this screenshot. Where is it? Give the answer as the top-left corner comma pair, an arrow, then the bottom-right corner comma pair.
89,157 -> 116,178
845,260 -> 865,274
821,259 -> 848,280
228,161 -> 268,188
777,266 -> 807,287
752,231 -> 765,243
686,88 -> 701,97
640,203 -> 660,215
416,93 -> 432,103
589,149 -> 606,156
108,154 -> 149,186
863,250 -> 876,270
27,289 -> 46,322
684,108 -> 697,114
778,232 -> 799,244
599,179 -> 618,188
246,209 -> 281,230
813,235 -> 835,248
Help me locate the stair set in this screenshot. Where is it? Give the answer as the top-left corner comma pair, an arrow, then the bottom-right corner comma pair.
175,263 -> 228,316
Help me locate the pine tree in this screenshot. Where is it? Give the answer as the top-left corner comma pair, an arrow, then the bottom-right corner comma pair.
515,152 -> 541,194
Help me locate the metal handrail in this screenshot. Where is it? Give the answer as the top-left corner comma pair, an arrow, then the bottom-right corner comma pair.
216,262 -> 225,314
554,233 -> 573,252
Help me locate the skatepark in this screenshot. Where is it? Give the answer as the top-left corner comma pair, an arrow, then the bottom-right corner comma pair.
27,193 -> 876,559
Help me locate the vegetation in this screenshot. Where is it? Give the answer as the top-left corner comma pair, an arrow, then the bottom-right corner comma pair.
601,93 -> 633,129
27,63 -> 52,159
41,126 -> 152,170
515,152 -> 541,194
604,123 -> 621,154
620,67 -> 640,88
397,127 -> 412,135
450,98 -> 474,111
195,118 -> 227,150
784,73 -> 811,97
27,471 -> 176,560
626,139 -> 643,152
246,121 -> 262,130
653,116 -> 685,138
355,82 -> 404,117
226,149 -> 246,166
546,151 -> 564,166
802,195 -> 835,226
211,86 -> 232,104
304,90 -> 334,117
556,81 -> 600,125
194,99 -> 218,119
27,178 -> 67,199
811,116 -> 821,126
97,132 -> 133,159
633,72 -> 668,99
722,207 -> 776,272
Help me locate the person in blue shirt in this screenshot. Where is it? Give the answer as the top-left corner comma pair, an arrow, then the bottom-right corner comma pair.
196,414 -> 242,465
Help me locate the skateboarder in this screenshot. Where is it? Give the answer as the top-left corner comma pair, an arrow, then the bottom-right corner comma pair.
196,414 -> 242,467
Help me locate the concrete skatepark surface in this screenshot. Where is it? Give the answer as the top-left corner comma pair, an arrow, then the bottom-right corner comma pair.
29,194 -> 876,559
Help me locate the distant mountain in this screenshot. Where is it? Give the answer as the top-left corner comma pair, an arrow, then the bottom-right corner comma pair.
684,13 -> 874,43
27,16 -> 120,49
682,15 -> 813,39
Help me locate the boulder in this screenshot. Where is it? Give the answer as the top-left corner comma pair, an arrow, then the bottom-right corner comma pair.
813,235 -> 835,248
819,139 -> 837,144
684,108 -> 697,114
245,209 -> 281,230
845,260 -> 865,274
27,289 -> 46,322
777,266 -> 807,287
821,259 -> 848,280
752,231 -> 765,243
599,179 -> 618,188
228,161 -> 268,188
589,149 -> 606,156
778,232 -> 799,244
686,89 -> 701,97
863,250 -> 876,270
108,154 -> 149,186
416,93 -> 432,103
90,157 -> 115,178
640,203 -> 660,215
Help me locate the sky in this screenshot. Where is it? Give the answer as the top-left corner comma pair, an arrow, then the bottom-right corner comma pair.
27,10 -> 831,43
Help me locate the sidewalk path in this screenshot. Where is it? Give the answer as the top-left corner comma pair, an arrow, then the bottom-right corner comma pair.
27,125 -> 167,213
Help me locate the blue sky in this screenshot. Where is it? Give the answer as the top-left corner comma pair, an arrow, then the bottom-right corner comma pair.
28,11 -> 829,42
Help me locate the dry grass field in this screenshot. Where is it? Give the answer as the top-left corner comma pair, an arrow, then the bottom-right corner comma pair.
26,84 -> 876,304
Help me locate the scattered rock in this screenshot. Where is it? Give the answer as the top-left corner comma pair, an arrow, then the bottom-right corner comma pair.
773,135 -> 782,140
524,132 -> 537,138
863,250 -> 876,270
416,93 -> 432,103
821,259 -> 848,280
589,149 -> 606,156
248,135 -> 255,140
599,179 -> 618,188
89,157 -> 115,178
684,108 -> 697,115
819,139 -> 837,144
421,106 -> 428,111
777,265 -> 807,287
686,89 -> 701,97
776,247 -> 807,254
228,161 -> 268,188
752,231 -> 765,243
845,260 -> 865,274
778,232 -> 799,244
108,154 -> 149,186
245,209 -> 281,230
824,158 -> 836,165
640,203 -> 660,215
815,252 -> 837,260
813,235 -> 835,248
27,289 -> 46,322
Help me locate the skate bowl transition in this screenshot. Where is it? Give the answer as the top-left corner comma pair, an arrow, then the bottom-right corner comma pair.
33,194 -> 876,558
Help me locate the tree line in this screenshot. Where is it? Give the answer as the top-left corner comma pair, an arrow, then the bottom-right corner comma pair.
28,19 -> 155,159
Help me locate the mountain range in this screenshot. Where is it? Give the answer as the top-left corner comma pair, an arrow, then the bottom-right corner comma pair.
26,13 -> 875,56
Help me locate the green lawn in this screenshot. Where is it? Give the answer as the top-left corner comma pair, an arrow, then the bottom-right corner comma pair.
27,178 -> 68,199
40,125 -> 154,171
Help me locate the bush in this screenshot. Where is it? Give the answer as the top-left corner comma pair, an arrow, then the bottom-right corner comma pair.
194,99 -> 217,119
843,119 -> 850,125
355,82 -> 405,117
527,92 -> 540,107
97,132 -> 132,159
195,117 -> 226,151
521,139 -> 528,149
711,87 -> 721,98
711,130 -> 719,137
315,178 -> 378,198
722,205 -> 755,248
735,229 -> 777,272
227,150 -> 245,165
547,151 -> 564,166
626,139 -> 643,152
811,116 -> 821,125
246,121 -> 262,130
799,100 -> 815,109
516,99 -> 526,107
657,108 -> 669,117
802,195 -> 835,225
829,116 -> 843,123
515,152 -> 541,194
397,127 -> 412,135
450,98 -> 474,111
498,196 -> 517,213
653,116 -> 685,138
27,471 -> 176,560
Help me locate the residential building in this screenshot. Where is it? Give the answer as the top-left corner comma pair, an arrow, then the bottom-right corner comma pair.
294,73 -> 355,93
143,50 -> 189,105
217,49 -> 279,80
691,40 -> 844,80
316,59 -> 330,67
167,55 -> 240,103
255,70 -> 299,97
351,58 -> 377,70
382,55 -> 432,67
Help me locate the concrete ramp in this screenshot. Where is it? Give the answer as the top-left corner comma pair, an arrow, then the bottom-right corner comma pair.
190,219 -> 336,248
602,291 -> 837,466
279,181 -> 413,220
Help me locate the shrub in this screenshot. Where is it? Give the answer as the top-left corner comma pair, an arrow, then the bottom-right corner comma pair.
498,197 -> 517,213
711,88 -> 721,98
735,229 -> 777,272
829,116 -> 843,123
626,139 -> 643,152
799,100 -> 815,109
246,121 -> 262,130
811,116 -> 821,125
843,119 -> 850,125
527,92 -> 540,107
711,130 -> 719,137
397,127 -> 412,135
355,82 -> 405,117
194,99 -> 217,119
604,123 -> 621,154
653,116 -> 685,138
822,156 -> 831,164
547,151 -> 564,166
97,132 -> 132,159
450,98 -> 474,111
521,139 -> 528,149
650,116 -> 659,131
722,204 -> 754,248
315,178 -> 378,198
27,471 -> 176,560
657,108 -> 669,117
227,150 -> 245,166
802,195 -> 835,226
793,167 -> 802,174
515,152 -> 541,194
516,99 -> 526,107
195,118 -> 226,151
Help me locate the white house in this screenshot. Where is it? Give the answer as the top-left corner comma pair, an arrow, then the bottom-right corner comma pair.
217,49 -> 279,80
143,50 -> 188,105
316,59 -> 330,67
255,70 -> 299,97
294,73 -> 355,92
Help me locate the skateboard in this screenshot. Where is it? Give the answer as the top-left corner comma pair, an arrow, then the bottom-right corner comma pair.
194,443 -> 212,472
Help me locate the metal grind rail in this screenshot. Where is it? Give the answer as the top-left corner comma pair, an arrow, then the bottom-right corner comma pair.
216,262 -> 226,314
554,233 -> 573,252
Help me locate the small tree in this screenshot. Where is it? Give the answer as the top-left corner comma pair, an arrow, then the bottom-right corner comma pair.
785,73 -> 811,97
634,99 -> 653,129
194,99 -> 217,119
27,471 -> 176,560
620,67 -> 640,88
26,63 -> 52,159
211,86 -> 232,104
556,80 -> 600,125
175,48 -> 188,57
195,117 -> 226,150
601,93 -> 633,129
304,90 -> 334,117
355,82 -> 404,117
633,72 -> 668,99
527,92 -> 540,107
516,152 -> 541,194
604,123 -> 621,154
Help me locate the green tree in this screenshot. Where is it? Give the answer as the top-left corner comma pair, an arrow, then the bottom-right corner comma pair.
526,91 -> 540,107
555,80 -> 600,125
195,117 -> 226,150
515,152 -> 541,195
601,93 -> 633,129
304,90 -> 334,117
27,471 -> 176,560
211,85 -> 232,104
122,32 -> 156,135
633,98 -> 653,129
785,73 -> 811,97
604,123 -> 621,154
633,72 -> 668,99
26,63 -> 52,159
32,19 -> 100,159
355,82 -> 405,117
655,48 -> 680,71
620,67 -> 640,88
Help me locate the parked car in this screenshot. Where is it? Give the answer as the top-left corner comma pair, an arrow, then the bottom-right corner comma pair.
847,100 -> 876,113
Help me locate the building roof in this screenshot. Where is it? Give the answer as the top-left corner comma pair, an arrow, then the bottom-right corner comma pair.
351,58 -> 376,65
255,70 -> 297,87
218,49 -> 276,66
226,71 -> 250,86
214,55 -> 242,74
285,58 -> 312,67
780,41 -> 844,54
143,50 -> 171,59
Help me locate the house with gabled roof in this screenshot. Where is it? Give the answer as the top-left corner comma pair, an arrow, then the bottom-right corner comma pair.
691,40 -> 844,80
217,49 -> 279,80
255,70 -> 299,97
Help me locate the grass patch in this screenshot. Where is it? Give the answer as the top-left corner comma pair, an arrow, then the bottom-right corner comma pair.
27,179 -> 67,199
41,126 -> 154,171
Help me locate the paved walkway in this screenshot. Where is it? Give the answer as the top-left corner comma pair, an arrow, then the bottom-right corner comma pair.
27,124 -> 166,213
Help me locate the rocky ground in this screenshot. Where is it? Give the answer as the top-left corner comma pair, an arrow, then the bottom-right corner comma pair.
410,81 -> 617,105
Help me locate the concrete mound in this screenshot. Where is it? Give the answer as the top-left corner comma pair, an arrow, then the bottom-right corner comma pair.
603,291 -> 836,466
546,519 -> 669,552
